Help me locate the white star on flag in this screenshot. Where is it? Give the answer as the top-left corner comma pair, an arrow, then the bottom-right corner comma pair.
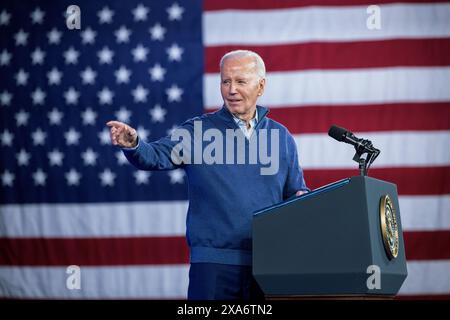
81,27 -> 96,44
0,91 -> 12,106
98,7 -> 114,24
31,128 -> 46,146
131,44 -> 148,62
30,7 -> 45,24
168,169 -> 185,184
81,108 -> 97,125
64,128 -> 81,145
14,30 -> 28,46
64,87 -> 80,105
0,49 -> 12,66
133,4 -> 149,21
98,128 -> 111,145
98,47 -> 114,64
115,26 -> 131,43
149,23 -> 166,41
48,149 -> 64,166
47,28 -> 62,44
32,169 -> 47,186
47,68 -> 62,85
48,108 -> 63,125
16,149 -> 31,166
167,3 -> 184,21
80,67 -> 97,85
15,110 -> 29,126
31,88 -> 46,105
166,84 -> 183,102
98,87 -> 114,105
1,129 -> 14,146
136,126 -> 150,141
66,169 -> 81,186
149,104 -> 167,123
0,10 -> 11,26
116,151 -> 129,165
99,168 -> 116,186
149,63 -> 166,81
167,43 -> 183,61
31,47 -> 45,65
15,69 -> 29,86
64,47 -> 79,64
134,171 -> 151,185
1,170 -> 15,187
115,66 -> 132,84
132,85 -> 148,103
81,148 -> 98,166
115,107 -> 132,123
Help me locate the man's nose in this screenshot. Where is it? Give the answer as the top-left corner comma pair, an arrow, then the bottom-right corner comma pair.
229,83 -> 237,94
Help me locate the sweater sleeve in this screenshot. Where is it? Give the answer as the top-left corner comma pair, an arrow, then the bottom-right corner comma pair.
283,133 -> 310,199
121,119 -> 194,171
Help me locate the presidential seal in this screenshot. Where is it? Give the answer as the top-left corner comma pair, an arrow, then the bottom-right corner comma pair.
380,195 -> 399,259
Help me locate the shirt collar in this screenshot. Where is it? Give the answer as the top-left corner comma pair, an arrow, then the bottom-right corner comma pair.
231,109 -> 258,126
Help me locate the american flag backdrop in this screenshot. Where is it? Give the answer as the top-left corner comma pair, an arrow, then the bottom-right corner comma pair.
0,0 -> 449,299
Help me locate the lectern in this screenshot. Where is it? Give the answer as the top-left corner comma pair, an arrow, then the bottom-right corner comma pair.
252,176 -> 408,299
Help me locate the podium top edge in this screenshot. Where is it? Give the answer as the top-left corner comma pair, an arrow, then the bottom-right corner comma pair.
253,178 -> 350,217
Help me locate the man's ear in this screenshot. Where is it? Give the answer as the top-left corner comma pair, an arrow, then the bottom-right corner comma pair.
258,78 -> 266,96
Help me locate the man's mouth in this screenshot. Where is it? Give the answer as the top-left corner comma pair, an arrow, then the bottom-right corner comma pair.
227,99 -> 242,104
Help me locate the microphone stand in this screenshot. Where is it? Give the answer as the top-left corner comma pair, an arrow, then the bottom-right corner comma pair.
352,139 -> 380,176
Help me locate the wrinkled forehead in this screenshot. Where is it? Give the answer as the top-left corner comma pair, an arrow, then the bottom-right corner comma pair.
220,57 -> 258,77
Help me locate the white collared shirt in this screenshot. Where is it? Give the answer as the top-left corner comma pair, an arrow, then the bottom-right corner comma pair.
232,109 -> 258,139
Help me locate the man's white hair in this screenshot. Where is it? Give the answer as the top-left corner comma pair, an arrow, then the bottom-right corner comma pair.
220,50 -> 266,79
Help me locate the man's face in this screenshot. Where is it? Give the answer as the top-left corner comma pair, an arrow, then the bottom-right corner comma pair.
220,56 -> 265,117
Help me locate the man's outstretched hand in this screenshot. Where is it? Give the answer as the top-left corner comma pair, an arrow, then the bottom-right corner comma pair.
106,121 -> 138,148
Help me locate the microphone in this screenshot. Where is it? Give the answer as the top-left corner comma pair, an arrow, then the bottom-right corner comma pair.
328,125 -> 378,154
328,125 -> 380,176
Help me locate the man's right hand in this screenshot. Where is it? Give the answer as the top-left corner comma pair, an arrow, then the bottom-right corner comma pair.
106,121 -> 138,148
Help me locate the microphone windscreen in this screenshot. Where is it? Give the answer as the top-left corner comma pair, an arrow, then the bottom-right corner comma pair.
328,125 -> 348,142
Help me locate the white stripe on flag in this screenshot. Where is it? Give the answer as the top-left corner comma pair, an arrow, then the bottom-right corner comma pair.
0,198 -> 448,238
399,260 -> 450,295
2,261 -> 449,298
293,131 -> 450,168
0,201 -> 188,238
399,196 -> 450,231
0,265 -> 189,299
204,67 -> 450,108
203,4 -> 450,46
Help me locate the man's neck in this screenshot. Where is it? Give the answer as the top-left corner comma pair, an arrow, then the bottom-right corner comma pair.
231,108 -> 257,123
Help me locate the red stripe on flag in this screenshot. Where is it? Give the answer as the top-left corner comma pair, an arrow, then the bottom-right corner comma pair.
0,237 -> 189,266
266,103 -> 450,134
404,231 -> 450,260
304,167 -> 450,195
204,0 -> 450,11
205,39 -> 450,73
1,231 -> 449,266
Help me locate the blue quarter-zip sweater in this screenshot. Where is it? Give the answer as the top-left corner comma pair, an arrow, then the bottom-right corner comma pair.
122,105 -> 308,266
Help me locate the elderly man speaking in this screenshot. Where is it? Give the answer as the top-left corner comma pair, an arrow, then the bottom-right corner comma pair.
107,50 -> 309,300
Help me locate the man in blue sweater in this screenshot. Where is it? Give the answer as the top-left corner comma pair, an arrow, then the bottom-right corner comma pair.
107,50 -> 309,300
